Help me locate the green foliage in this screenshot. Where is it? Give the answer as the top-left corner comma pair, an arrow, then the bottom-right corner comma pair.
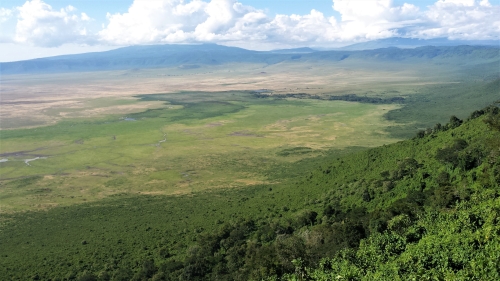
484,109 -> 500,131
276,147 -> 314,157
448,115 -> 463,129
280,105 -> 500,280
435,138 -> 468,167
1,103 -> 499,280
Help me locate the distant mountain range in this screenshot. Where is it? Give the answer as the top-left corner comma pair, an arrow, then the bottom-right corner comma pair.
1,42 -> 498,75
337,37 -> 499,51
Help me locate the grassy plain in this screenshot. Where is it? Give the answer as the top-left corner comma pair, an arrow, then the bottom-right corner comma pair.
0,90 -> 401,212
1,59 -> 498,212
0,60 -> 458,129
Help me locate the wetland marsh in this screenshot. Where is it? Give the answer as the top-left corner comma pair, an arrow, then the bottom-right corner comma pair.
0,91 -> 401,212
1,55 -> 498,212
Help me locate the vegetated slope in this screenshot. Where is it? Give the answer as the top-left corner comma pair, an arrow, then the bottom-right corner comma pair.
385,78 -> 500,138
1,101 -> 499,280
1,44 -> 498,74
278,104 -> 500,280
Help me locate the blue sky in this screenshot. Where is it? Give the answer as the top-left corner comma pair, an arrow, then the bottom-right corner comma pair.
0,0 -> 498,61
1,0 -> 440,24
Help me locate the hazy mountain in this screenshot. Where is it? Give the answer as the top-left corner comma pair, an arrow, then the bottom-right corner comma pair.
0,44 -> 266,75
267,47 -> 316,54
339,37 -> 500,51
1,43 -> 498,75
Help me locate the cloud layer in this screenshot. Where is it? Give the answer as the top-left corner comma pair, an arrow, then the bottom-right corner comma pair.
5,0 -> 500,48
14,0 -> 91,47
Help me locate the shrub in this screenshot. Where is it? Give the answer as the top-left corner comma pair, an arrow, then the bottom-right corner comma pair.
295,210 -> 318,228
448,115 -> 463,129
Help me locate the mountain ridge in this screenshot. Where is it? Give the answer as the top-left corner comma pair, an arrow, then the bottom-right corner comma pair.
1,44 -> 498,75
338,37 -> 500,51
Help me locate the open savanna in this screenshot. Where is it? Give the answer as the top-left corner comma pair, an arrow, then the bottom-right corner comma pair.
0,90 -> 401,212
2,58 -> 498,212
0,60 -> 461,129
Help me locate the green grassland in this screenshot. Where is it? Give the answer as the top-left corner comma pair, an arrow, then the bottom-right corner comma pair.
384,78 -> 500,137
0,91 -> 401,212
0,101 -> 498,280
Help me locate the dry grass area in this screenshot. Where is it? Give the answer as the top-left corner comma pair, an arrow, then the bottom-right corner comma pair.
0,61 -> 460,212
0,61 -> 451,130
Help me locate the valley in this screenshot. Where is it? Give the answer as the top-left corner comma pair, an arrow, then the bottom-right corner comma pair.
0,90 -> 402,212
0,44 -> 499,280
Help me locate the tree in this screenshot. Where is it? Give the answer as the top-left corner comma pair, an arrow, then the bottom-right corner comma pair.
295,210 -> 318,228
484,113 -> 500,131
448,115 -> 463,129
433,123 -> 443,132
275,235 -> 307,273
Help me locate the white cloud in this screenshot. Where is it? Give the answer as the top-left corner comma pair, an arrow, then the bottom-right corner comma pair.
97,0 -> 342,46
0,8 -> 15,43
332,0 -> 421,41
333,0 -> 420,23
414,0 -> 500,40
99,0 -> 499,48
0,7 -> 12,22
3,0 -> 499,49
81,12 -> 90,21
98,0 -> 269,45
98,0 -> 209,45
258,10 -> 339,45
14,0 -> 93,47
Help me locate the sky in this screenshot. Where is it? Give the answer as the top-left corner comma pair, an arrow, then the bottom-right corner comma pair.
0,0 -> 498,62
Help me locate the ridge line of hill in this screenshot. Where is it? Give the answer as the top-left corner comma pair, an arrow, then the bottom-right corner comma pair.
1,44 -> 498,75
